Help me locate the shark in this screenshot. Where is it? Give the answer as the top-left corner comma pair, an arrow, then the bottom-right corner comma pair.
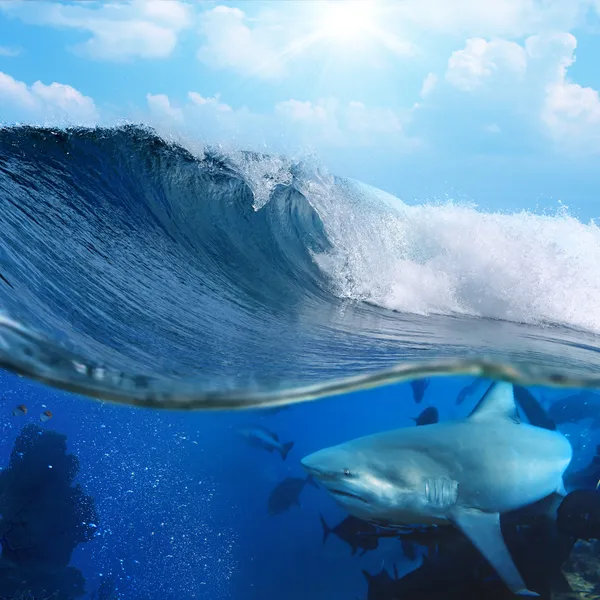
301,381 -> 572,597
239,425 -> 294,461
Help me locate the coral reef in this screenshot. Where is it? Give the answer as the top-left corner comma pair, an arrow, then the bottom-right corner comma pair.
0,424 -> 98,599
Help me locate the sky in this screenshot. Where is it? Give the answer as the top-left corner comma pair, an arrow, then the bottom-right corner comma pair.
2,0 -> 600,218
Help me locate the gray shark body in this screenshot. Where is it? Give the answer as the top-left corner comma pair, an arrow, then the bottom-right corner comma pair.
239,425 -> 295,461
301,382 -> 572,597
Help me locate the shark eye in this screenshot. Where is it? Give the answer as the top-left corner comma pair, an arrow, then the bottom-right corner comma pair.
343,469 -> 351,477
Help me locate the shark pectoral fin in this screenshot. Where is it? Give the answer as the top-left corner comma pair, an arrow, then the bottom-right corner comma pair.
450,509 -> 539,597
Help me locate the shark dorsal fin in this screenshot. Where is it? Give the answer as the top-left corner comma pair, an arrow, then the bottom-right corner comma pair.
468,382 -> 520,424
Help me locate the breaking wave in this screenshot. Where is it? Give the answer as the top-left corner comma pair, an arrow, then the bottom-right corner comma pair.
1,124 -> 600,408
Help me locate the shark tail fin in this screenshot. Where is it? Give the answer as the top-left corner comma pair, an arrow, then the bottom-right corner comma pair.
320,515 -> 332,544
280,441 -> 294,461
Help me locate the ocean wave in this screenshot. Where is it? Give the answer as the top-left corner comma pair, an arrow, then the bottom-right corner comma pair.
1,124 -> 600,408
317,186 -> 600,332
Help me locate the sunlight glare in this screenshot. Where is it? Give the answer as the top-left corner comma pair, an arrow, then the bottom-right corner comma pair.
317,1 -> 378,43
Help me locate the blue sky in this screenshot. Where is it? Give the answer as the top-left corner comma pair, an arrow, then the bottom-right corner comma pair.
2,0 -> 600,217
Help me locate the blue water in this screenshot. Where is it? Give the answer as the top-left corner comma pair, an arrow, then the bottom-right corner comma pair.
1,369 -> 598,599
1,124 -> 600,598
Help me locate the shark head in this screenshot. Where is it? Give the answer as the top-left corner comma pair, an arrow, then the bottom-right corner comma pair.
301,441 -> 431,523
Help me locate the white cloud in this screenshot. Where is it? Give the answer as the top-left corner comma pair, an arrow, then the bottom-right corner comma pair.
275,98 -> 406,141
420,73 -> 438,98
197,6 -> 286,79
275,97 -> 417,148
0,0 -> 193,61
147,93 -> 183,123
275,99 -> 330,123
445,38 -> 527,91
188,92 -> 232,112
190,1 -> 594,81
538,36 -> 600,150
438,32 -> 600,152
0,71 -> 98,124
0,71 -> 38,109
389,0 -> 588,38
0,46 -> 21,57
144,91 -> 418,151
543,82 -> 600,143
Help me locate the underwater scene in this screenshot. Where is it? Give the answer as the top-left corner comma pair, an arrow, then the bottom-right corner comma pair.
2,1 -> 600,599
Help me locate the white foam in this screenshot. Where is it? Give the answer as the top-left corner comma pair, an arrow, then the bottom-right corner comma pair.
314,183 -> 600,333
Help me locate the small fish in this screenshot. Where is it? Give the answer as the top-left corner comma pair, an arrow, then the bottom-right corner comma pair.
557,489 -> 600,540
40,410 -> 53,423
239,425 -> 294,461
12,404 -> 27,416
401,539 -> 418,561
320,514 -> 379,556
410,378 -> 430,404
362,565 -> 400,600
412,407 -> 439,426
268,475 -> 318,516
455,378 -> 486,405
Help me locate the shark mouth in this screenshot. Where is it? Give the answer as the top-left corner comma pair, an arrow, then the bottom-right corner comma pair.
329,489 -> 368,503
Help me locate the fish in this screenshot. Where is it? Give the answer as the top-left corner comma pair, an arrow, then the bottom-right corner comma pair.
40,410 -> 52,423
410,378 -> 430,404
267,475 -> 318,516
239,425 -> 294,461
12,404 -> 27,416
360,500 -> 578,600
513,386 -> 556,431
320,514 -> 379,556
455,377 -> 486,405
361,565 -> 400,600
547,391 -> 600,426
412,406 -> 439,426
301,381 -> 573,597
556,489 -> 600,540
400,539 -> 418,561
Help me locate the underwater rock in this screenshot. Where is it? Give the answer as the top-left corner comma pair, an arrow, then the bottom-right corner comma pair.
89,576 -> 118,600
0,423 -> 98,599
559,541 -> 600,600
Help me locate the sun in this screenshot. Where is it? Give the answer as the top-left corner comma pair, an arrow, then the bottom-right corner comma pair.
315,1 -> 378,43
